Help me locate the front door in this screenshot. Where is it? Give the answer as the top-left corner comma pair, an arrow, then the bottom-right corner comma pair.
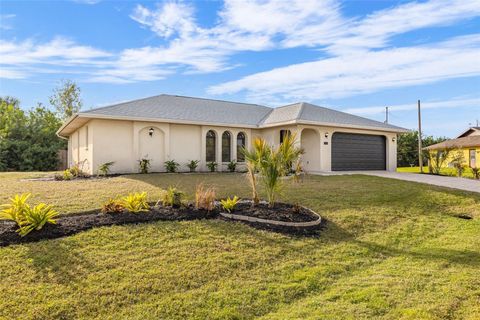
470,149 -> 476,168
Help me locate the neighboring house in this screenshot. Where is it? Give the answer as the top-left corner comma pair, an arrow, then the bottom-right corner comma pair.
56,94 -> 407,174
425,127 -> 480,168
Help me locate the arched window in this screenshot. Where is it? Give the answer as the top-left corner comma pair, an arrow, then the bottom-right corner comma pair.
280,129 -> 292,144
222,131 -> 231,162
206,130 -> 216,162
237,132 -> 246,162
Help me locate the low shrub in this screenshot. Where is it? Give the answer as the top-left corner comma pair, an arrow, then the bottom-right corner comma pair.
227,161 -> 237,172
187,160 -> 199,172
138,158 -> 151,174
220,196 -> 239,213
160,186 -> 184,208
98,161 -> 115,176
195,183 -> 216,211
0,193 -> 58,236
0,193 -> 31,224
63,169 -> 74,180
207,161 -> 218,172
472,167 -> 480,180
18,203 -> 59,236
101,199 -> 124,214
164,160 -> 180,173
119,192 -> 149,213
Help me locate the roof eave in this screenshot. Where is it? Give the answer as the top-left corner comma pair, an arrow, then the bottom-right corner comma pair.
260,119 -> 408,133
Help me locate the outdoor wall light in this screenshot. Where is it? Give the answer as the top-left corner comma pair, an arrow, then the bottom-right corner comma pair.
324,132 -> 329,139
149,127 -> 154,137
392,137 -> 396,142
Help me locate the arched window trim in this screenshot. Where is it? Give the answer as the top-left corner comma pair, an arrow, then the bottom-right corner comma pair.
206,130 -> 216,162
236,132 -> 246,162
222,131 -> 232,163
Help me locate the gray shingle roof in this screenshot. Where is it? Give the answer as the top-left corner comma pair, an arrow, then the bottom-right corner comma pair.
79,94 -> 406,131
262,102 -> 405,131
82,94 -> 271,126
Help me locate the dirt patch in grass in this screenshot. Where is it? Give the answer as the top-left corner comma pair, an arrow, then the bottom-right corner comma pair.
0,202 -> 322,246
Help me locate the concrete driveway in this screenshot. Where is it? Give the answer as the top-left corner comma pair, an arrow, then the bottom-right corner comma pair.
317,171 -> 480,194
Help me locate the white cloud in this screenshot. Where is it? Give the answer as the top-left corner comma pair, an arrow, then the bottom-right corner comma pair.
0,14 -> 16,30
209,34 -> 480,101
0,37 -> 112,79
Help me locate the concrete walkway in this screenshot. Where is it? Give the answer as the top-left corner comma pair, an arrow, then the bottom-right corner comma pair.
315,171 -> 480,194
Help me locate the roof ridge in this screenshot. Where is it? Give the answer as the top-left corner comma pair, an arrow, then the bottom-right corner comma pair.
296,102 -> 307,120
166,94 -> 270,109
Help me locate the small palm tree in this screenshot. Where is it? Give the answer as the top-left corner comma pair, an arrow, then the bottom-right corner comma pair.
242,133 -> 302,207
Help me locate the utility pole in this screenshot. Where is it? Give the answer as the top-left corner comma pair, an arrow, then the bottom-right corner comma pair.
417,100 -> 423,173
385,107 -> 389,124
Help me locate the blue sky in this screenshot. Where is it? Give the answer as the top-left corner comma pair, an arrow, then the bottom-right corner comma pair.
1,0 -> 479,138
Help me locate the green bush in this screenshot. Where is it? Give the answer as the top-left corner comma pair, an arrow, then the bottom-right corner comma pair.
164,160 -> 180,173
207,161 -> 218,172
0,193 -> 31,224
138,158 -> 151,174
220,196 -> 239,213
119,192 -> 149,213
187,160 -> 199,172
160,186 -> 184,208
98,161 -> 115,176
18,203 -> 59,236
101,199 -> 124,214
0,193 -> 59,236
227,161 -> 237,172
63,169 -> 74,180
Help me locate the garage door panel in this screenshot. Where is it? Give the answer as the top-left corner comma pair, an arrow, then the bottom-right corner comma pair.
332,133 -> 386,171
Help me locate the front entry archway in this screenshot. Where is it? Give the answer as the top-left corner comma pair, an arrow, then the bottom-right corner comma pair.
139,127 -> 165,172
300,129 -> 320,172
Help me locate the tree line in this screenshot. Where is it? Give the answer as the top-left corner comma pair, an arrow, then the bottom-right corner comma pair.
0,80 -> 82,171
397,131 -> 448,167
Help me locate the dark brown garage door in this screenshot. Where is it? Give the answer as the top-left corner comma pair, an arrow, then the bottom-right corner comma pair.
332,133 -> 386,171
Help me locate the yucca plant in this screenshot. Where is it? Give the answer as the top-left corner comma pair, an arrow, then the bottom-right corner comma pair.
160,186 -> 184,208
98,161 -> 115,176
195,183 -> 216,211
18,203 -> 59,236
187,160 -> 200,172
164,160 -> 180,173
220,196 -> 239,213
119,192 -> 149,213
0,193 -> 31,224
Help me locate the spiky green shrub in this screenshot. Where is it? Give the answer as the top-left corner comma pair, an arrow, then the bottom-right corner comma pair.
206,161 -> 217,172
164,160 -> 180,173
101,199 -> 124,214
0,193 -> 31,224
187,160 -> 199,172
98,161 -> 115,176
0,193 -> 59,236
227,161 -> 237,172
160,186 -> 184,208
63,169 -> 74,180
138,158 -> 151,174
18,203 -> 59,236
119,192 -> 149,213
220,196 -> 239,213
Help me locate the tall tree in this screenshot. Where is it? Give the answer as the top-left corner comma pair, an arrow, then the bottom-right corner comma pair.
49,80 -> 82,120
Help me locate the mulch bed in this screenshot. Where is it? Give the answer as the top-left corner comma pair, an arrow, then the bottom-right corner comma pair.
0,202 -> 322,246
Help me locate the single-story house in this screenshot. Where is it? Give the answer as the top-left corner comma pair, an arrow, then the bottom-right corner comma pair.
425,127 -> 480,168
56,94 -> 408,174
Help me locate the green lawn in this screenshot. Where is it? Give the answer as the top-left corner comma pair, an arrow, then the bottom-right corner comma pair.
397,166 -> 476,179
1,172 -> 479,319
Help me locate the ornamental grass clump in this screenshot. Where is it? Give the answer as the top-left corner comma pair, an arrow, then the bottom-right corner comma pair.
119,192 -> 149,213
101,199 -> 125,214
195,183 -> 216,211
0,193 -> 59,236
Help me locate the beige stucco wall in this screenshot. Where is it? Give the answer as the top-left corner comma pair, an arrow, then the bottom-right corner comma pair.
67,118 -> 398,174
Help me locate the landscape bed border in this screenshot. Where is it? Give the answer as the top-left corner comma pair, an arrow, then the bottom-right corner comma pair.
0,201 -> 322,246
